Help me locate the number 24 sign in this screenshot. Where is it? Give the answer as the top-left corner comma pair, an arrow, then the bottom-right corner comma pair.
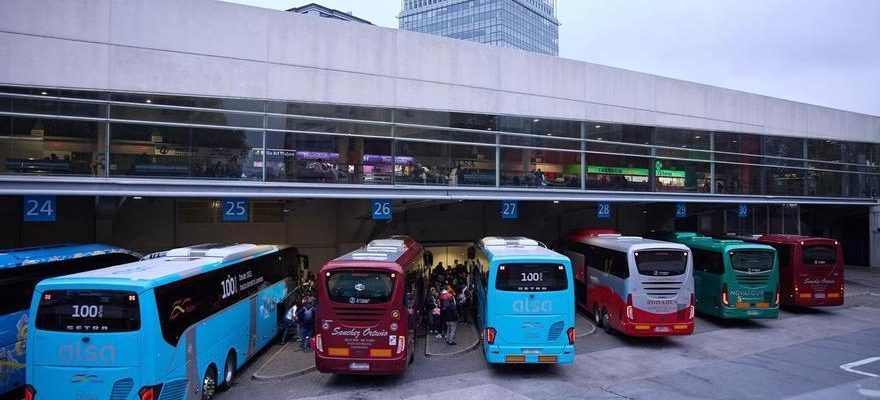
23,195 -> 56,222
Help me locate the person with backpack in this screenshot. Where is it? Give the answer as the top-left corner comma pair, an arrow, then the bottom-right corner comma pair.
280,301 -> 298,344
440,289 -> 458,345
297,298 -> 317,351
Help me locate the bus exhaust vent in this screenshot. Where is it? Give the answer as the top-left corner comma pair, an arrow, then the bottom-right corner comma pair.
109,378 -> 134,400
366,239 -> 407,252
482,237 -> 540,247
547,321 -> 565,341
158,379 -> 187,400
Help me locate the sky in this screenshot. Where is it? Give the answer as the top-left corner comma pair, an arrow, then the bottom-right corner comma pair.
225,0 -> 880,116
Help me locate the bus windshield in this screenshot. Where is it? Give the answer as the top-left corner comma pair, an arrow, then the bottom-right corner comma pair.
35,290 -> 140,332
730,250 -> 775,273
496,263 -> 568,292
327,270 -> 394,304
635,250 -> 687,277
803,245 -> 837,266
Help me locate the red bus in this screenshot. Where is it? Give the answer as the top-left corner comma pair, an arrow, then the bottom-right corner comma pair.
559,229 -> 695,337
750,235 -> 844,307
314,236 -> 428,375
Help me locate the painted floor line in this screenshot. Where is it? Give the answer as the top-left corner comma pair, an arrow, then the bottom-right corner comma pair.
840,356 -> 880,378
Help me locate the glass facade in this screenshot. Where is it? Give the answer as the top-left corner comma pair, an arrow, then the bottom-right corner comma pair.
399,0 -> 559,56
1,85 -> 879,199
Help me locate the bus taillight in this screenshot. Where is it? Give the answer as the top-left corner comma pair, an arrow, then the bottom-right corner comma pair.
396,335 -> 406,354
775,291 -> 780,306
626,294 -> 634,320
689,293 -> 695,320
486,327 -> 497,344
315,334 -> 324,353
138,385 -> 162,400
566,327 -> 575,344
23,385 -> 35,400
721,283 -> 729,306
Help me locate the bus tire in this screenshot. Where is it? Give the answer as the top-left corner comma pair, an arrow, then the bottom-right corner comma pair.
593,304 -> 603,328
202,365 -> 218,400
219,351 -> 237,391
601,308 -> 614,335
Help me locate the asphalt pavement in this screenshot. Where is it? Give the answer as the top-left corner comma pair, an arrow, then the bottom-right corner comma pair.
218,266 -> 880,399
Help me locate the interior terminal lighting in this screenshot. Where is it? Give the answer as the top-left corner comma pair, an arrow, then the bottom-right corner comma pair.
695,135 -> 701,139
594,125 -> 601,129
533,118 -> 540,122
145,99 -> 152,103
596,137 -> 603,141
553,200 -> 560,204
40,91 -> 48,95
133,196 -> 143,200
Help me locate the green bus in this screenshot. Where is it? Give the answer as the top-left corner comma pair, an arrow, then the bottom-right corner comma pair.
651,232 -> 779,319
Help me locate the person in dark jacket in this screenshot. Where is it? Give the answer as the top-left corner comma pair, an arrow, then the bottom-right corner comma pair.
296,299 -> 316,351
440,289 -> 458,345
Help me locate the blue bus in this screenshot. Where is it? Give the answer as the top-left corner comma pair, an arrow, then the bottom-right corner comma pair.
0,244 -> 140,399
469,237 -> 575,364
25,243 -> 300,400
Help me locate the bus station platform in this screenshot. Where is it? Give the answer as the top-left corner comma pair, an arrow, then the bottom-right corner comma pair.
252,342 -> 316,381
426,322 -> 481,357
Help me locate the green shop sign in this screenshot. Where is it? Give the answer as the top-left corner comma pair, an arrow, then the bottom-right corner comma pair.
587,165 -> 686,178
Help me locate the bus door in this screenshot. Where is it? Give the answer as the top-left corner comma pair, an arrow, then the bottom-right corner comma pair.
30,289 -> 142,399
491,262 -> 570,347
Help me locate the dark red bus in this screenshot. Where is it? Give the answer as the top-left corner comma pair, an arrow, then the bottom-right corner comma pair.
314,236 -> 428,375
751,235 -> 844,307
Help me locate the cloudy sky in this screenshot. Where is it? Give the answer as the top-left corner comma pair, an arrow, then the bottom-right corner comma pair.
225,0 -> 880,116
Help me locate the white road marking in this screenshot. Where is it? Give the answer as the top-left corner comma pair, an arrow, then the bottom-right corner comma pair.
840,357 -> 880,378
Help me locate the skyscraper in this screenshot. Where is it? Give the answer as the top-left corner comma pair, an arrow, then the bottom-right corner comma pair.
399,0 -> 559,56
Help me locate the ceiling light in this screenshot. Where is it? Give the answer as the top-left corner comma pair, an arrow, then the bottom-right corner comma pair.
133,196 -> 143,200
546,133 -> 552,136
40,91 -> 48,95
732,140 -> 738,143
553,200 -> 560,204
595,125 -> 601,129
145,99 -> 152,103
695,135 -> 701,139
533,118 -> 540,122
596,137 -> 603,140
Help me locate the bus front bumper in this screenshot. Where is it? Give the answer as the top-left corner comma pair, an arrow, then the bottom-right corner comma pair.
484,345 -> 574,364
619,320 -> 695,337
314,353 -> 408,375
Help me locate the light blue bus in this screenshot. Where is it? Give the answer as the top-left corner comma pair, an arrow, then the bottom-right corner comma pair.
469,237 -> 575,364
0,244 -> 140,399
25,244 -> 300,400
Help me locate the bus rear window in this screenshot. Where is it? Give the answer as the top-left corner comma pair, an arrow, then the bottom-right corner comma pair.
730,250 -> 775,273
803,245 -> 837,266
635,250 -> 687,276
35,290 -> 140,332
327,271 -> 393,304
495,264 -> 568,292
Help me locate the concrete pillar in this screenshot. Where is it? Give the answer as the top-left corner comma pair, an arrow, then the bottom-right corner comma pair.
871,206 -> 880,268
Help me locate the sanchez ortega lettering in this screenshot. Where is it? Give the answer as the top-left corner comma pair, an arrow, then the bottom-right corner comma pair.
803,278 -> 836,285
331,327 -> 390,338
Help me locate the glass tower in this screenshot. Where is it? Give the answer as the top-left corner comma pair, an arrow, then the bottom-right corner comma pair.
399,0 -> 559,56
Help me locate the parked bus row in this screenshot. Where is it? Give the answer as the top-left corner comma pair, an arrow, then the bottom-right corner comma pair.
0,230 -> 844,398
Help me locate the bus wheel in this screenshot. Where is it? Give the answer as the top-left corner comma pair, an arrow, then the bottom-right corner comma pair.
202,365 -> 218,400
601,309 -> 614,335
593,304 -> 603,328
219,351 -> 237,391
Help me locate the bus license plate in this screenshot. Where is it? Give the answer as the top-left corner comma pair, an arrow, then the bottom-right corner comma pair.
349,363 -> 370,371
746,310 -> 760,316
654,327 -> 671,333
522,349 -> 541,354
814,293 -> 826,299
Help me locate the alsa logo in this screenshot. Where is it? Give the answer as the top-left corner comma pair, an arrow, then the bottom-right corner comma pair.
58,342 -> 116,363
512,298 -> 552,313
71,374 -> 103,384
169,298 -> 195,321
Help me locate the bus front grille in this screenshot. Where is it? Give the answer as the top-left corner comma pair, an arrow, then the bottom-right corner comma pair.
641,281 -> 683,298
547,321 -> 565,341
735,274 -> 770,287
332,306 -> 386,325
109,378 -> 133,400
158,380 -> 187,400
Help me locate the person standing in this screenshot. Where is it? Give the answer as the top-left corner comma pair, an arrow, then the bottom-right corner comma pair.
280,302 -> 297,344
441,289 -> 458,345
297,299 -> 316,351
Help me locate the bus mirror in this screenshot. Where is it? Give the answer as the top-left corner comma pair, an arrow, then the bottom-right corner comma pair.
467,246 -> 476,260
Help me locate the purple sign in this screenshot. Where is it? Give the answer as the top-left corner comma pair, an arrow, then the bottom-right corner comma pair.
295,151 -> 339,162
362,155 -> 414,165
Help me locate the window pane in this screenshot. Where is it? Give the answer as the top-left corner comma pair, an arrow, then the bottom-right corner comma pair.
766,167 -> 804,196
396,126 -> 495,144
806,170 -> 842,197
395,109 -> 495,130
264,131 -> 392,184
497,116 -> 580,139
269,102 -> 391,122
585,153 -> 651,191
110,123 -> 262,180
654,159 -> 711,193
267,116 -> 390,137
586,124 -> 652,156
500,147 -> 580,189
1,117 -> 101,176
394,140 -> 495,186
112,105 -> 263,129
715,163 -> 763,195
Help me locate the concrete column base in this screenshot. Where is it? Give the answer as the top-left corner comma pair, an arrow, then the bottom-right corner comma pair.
871,206 -> 880,268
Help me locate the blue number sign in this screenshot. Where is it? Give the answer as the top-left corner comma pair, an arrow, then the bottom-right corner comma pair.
372,199 -> 392,220
597,202 -> 611,219
23,195 -> 56,222
675,202 -> 687,218
738,204 -> 748,218
223,198 -> 249,222
501,200 -> 518,220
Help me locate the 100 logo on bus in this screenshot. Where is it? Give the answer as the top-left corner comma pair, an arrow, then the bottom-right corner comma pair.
220,275 -> 238,299
512,298 -> 552,313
